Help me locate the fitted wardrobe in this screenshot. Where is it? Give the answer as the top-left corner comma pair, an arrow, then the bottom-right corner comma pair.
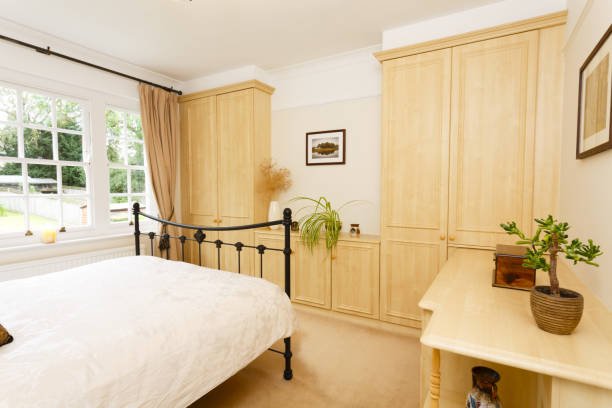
376,13 -> 565,328
179,80 -> 274,275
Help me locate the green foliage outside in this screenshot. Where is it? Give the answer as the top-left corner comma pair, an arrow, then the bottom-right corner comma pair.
501,215 -> 603,297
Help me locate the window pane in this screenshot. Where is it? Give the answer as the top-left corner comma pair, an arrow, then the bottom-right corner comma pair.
56,99 -> 83,131
109,168 -> 127,193
0,87 -> 17,122
28,164 -> 57,193
0,197 -> 25,233
106,138 -> 125,164
62,166 -> 86,193
23,92 -> 52,127
29,196 -> 59,230
110,196 -> 128,223
0,124 -> 18,157
58,132 -> 83,161
105,109 -> 124,138
24,128 -> 53,159
127,140 -> 144,165
62,197 -> 88,227
0,162 -> 22,193
132,195 -> 146,211
127,113 -> 143,140
130,169 -> 145,193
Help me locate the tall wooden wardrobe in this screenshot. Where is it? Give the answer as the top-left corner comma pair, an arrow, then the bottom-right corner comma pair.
376,13 -> 566,328
178,80 -> 274,275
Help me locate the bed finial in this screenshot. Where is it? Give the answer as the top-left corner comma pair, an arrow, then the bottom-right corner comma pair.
283,208 -> 292,225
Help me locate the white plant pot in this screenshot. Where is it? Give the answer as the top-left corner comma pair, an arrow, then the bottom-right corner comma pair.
268,200 -> 281,230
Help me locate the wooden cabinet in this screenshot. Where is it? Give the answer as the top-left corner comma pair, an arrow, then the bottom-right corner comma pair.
255,231 -> 380,319
377,16 -> 565,327
179,81 -> 274,275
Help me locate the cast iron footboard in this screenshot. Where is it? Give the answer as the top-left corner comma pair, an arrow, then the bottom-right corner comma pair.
132,202 -> 293,380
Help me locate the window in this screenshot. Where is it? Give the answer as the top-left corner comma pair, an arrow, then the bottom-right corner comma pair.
105,108 -> 148,223
0,84 -> 90,235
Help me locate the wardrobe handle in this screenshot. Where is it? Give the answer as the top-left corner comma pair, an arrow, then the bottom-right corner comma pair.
439,234 -> 446,240
449,235 -> 456,241
217,219 -> 223,224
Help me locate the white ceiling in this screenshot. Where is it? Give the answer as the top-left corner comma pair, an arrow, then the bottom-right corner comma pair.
0,0 -> 500,81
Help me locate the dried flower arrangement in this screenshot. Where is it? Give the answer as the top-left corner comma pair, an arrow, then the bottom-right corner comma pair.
260,159 -> 292,199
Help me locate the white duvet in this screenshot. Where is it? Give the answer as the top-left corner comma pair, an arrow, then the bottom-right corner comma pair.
0,256 -> 295,408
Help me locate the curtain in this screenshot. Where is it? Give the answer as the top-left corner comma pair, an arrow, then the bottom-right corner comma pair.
138,83 -> 180,260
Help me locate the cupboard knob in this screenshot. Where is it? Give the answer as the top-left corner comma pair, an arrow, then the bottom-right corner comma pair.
449,235 -> 456,241
440,234 -> 446,240
217,219 -> 222,224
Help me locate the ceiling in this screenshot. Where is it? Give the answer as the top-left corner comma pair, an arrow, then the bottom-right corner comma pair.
0,0 -> 500,81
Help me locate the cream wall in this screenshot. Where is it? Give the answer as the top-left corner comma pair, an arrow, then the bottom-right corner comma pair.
272,96 -> 381,234
560,0 -> 612,310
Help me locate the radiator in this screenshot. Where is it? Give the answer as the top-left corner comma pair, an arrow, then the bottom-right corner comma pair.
0,246 -> 134,282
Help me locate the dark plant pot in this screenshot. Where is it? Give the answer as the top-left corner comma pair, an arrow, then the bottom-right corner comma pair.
530,286 -> 584,335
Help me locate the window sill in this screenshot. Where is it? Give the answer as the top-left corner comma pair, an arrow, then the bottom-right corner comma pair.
0,232 -> 135,266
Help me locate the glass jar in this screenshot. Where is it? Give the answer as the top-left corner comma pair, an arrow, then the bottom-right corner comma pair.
349,223 -> 360,237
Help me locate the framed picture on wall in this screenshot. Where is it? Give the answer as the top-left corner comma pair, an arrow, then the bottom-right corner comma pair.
577,24 -> 612,159
305,129 -> 346,166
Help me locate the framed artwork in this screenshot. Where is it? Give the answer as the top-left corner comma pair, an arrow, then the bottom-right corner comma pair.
305,129 -> 346,166
577,24 -> 612,159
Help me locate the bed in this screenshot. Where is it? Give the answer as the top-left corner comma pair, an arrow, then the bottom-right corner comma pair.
0,204 -> 295,407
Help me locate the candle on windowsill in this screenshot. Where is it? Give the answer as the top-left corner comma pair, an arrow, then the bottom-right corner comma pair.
40,227 -> 57,244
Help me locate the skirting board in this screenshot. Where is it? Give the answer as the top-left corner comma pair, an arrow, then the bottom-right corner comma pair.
0,246 -> 134,282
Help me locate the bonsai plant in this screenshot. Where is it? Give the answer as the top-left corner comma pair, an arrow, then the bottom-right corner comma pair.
292,196 -> 358,251
500,215 -> 603,335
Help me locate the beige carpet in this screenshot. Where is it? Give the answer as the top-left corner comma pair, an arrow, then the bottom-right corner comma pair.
190,308 -> 421,408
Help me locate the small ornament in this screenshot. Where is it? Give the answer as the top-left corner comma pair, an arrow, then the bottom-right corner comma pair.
349,223 -> 360,237
466,366 -> 502,408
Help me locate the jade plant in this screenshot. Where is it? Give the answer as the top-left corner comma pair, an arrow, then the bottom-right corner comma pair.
500,215 -> 603,297
292,196 -> 359,251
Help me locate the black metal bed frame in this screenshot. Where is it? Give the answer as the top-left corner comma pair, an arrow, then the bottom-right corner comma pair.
132,202 -> 293,381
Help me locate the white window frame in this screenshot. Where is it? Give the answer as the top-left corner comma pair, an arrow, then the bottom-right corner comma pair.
0,81 -> 93,240
104,106 -> 153,226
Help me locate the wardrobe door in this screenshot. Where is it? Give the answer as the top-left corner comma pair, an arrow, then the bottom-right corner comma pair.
380,48 -> 451,327
448,31 -> 539,248
216,89 -> 254,223
179,96 -> 218,266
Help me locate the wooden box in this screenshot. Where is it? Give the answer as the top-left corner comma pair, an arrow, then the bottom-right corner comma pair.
492,245 -> 536,291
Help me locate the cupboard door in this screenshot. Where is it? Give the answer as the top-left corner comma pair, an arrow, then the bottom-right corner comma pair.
217,89 -> 253,221
332,241 -> 379,319
218,217 -> 255,276
180,96 -> 217,219
292,240 -> 331,309
448,31 -> 539,248
380,48 -> 451,327
381,240 -> 441,327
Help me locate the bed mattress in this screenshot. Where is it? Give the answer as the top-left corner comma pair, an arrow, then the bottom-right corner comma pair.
0,256 -> 295,407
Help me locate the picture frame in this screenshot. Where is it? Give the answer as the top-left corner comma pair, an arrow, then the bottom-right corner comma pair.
577,24 -> 612,159
305,129 -> 346,166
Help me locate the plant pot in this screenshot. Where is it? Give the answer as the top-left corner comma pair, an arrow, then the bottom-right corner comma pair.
530,286 -> 584,335
268,200 -> 281,230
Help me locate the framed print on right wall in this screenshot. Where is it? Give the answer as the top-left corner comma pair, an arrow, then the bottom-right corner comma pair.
577,24 -> 612,159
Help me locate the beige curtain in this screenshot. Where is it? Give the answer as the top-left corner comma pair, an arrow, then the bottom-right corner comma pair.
138,83 -> 180,260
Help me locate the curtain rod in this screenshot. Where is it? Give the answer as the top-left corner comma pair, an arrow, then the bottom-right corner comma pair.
0,33 -> 182,95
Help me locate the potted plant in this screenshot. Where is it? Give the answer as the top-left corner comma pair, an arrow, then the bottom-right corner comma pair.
292,196 -> 358,251
260,159 -> 292,229
500,215 -> 603,335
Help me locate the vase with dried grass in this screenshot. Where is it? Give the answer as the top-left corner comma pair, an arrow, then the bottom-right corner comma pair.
260,159 -> 292,230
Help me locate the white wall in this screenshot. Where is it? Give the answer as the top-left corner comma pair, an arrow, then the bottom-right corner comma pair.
560,0 -> 612,310
383,0 -> 567,50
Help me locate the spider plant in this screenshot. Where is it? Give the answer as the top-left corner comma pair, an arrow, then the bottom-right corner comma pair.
292,196 -> 360,250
